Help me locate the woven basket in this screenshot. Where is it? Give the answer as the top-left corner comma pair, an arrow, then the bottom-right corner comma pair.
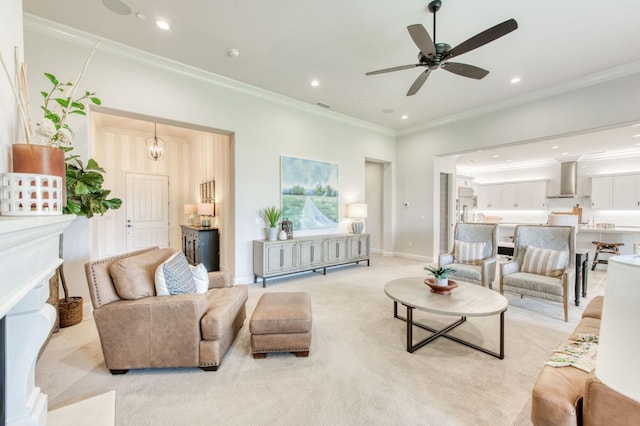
58,296 -> 83,328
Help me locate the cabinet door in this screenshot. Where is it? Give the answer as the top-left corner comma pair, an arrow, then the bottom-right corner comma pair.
265,243 -> 296,273
325,238 -> 348,263
347,235 -> 369,259
501,184 -> 516,209
529,181 -> 547,209
591,177 -> 613,209
515,183 -> 532,209
478,184 -> 502,209
612,175 -> 640,209
298,240 -> 325,267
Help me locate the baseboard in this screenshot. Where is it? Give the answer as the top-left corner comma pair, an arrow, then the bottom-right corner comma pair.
393,252 -> 433,263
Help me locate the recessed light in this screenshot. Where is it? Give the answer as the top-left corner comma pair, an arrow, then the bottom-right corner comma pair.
551,146 -> 559,149
492,154 -> 500,158
561,152 -> 569,155
633,134 -> 640,138
156,20 -> 170,30
401,115 -> 408,120
310,80 -> 320,87
510,76 -> 521,84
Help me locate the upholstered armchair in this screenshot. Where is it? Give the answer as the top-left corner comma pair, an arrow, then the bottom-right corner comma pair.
439,223 -> 498,289
85,247 -> 248,373
500,225 -> 575,321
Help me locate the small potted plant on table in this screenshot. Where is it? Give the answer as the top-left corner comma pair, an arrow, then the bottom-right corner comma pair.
261,205 -> 283,241
424,266 -> 456,287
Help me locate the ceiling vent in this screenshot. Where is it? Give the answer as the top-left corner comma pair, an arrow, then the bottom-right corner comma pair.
315,102 -> 331,109
547,161 -> 589,199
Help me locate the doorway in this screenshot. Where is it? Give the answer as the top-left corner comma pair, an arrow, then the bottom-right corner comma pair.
125,173 -> 170,251
365,161 -> 384,252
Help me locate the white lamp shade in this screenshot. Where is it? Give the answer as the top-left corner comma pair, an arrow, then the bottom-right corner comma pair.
596,255 -> 640,402
197,203 -> 214,216
347,203 -> 368,218
184,204 -> 197,215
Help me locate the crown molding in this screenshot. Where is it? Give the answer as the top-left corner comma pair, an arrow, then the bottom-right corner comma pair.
23,14 -> 396,138
398,60 -> 640,138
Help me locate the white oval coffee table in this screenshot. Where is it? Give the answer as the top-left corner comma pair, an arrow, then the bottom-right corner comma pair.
384,277 -> 508,359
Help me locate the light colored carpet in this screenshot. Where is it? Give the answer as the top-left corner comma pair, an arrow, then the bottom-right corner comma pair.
36,255 -> 606,426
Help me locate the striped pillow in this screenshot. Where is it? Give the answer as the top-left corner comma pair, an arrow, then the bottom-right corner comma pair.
521,246 -> 569,277
454,240 -> 486,264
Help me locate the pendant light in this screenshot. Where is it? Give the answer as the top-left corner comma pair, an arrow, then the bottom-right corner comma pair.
146,123 -> 165,161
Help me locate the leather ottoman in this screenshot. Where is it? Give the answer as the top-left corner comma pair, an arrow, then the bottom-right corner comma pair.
250,292 -> 312,358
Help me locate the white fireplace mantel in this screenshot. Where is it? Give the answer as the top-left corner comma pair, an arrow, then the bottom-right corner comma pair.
0,215 -> 75,425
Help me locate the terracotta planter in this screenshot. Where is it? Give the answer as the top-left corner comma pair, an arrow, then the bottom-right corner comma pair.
11,144 -> 66,206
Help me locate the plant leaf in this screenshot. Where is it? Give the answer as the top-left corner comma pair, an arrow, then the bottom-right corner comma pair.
44,73 -> 58,85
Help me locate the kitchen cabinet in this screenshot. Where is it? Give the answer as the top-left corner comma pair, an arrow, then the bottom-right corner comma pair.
253,234 -> 370,286
180,225 -> 220,272
590,176 -> 613,209
478,181 -> 546,210
612,175 -> 640,209
477,184 -> 502,209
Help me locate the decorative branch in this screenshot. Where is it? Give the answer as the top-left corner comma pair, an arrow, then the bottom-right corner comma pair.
0,47 -> 33,143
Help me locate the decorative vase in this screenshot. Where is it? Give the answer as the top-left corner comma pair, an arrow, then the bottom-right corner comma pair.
436,277 -> 449,286
267,227 -> 279,241
11,144 -> 66,206
278,230 -> 288,240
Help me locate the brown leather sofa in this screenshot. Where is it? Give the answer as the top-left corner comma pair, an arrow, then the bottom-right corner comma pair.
85,247 -> 247,374
531,296 -> 640,425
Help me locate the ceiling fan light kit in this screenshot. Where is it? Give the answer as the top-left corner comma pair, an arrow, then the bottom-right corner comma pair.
366,0 -> 518,96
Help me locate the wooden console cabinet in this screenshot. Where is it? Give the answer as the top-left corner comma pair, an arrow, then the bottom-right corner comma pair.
181,225 -> 220,272
253,233 -> 370,287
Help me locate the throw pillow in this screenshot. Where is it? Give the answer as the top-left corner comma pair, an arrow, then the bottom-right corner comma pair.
110,248 -> 174,299
521,246 -> 569,277
454,240 -> 486,264
154,252 -> 197,296
191,263 -> 209,294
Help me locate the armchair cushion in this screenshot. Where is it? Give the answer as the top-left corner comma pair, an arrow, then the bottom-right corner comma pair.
446,262 -> 482,283
521,246 -> 569,277
503,272 -> 565,300
454,240 -> 486,264
109,248 -> 174,300
155,252 -> 197,296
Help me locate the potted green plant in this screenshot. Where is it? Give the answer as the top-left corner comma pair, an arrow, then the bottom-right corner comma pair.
54,154 -> 122,328
261,205 -> 283,241
424,266 -> 456,286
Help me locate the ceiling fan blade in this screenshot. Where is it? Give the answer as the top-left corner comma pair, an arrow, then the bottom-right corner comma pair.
444,18 -> 518,60
406,69 -> 431,96
441,62 -> 489,79
407,24 -> 436,57
365,64 -> 421,76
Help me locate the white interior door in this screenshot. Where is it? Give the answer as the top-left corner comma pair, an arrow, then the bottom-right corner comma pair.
125,173 -> 170,251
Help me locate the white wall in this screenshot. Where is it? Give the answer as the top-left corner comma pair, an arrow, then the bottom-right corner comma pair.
0,0 -> 24,173
23,18 -> 396,301
396,72 -> 640,261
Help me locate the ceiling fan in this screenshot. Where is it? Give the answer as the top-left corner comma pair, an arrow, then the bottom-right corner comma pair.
366,0 -> 518,96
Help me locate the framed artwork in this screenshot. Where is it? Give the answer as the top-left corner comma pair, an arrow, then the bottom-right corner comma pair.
200,179 -> 215,216
281,156 -> 339,231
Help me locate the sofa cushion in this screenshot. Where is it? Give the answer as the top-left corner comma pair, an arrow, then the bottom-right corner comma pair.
109,248 -> 175,300
454,240 -> 486,264
200,285 -> 249,340
154,252 -> 197,296
190,263 -> 209,294
521,246 -> 569,277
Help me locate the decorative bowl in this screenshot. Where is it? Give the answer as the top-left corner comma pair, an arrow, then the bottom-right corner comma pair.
424,278 -> 458,295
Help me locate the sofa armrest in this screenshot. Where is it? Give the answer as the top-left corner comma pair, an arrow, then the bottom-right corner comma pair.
583,370 -> 640,426
500,260 -> 519,276
93,294 -> 207,370
439,253 -> 454,267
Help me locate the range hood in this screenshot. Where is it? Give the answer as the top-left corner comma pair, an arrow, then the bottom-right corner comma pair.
548,161 -> 589,199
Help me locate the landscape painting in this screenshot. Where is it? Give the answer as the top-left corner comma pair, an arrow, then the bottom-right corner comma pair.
281,156 -> 339,231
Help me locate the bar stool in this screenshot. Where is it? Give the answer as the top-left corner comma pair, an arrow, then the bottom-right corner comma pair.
591,241 -> 624,271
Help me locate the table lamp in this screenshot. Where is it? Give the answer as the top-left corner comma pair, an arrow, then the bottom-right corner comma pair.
197,203 -> 214,227
347,203 -> 367,234
184,204 -> 197,226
